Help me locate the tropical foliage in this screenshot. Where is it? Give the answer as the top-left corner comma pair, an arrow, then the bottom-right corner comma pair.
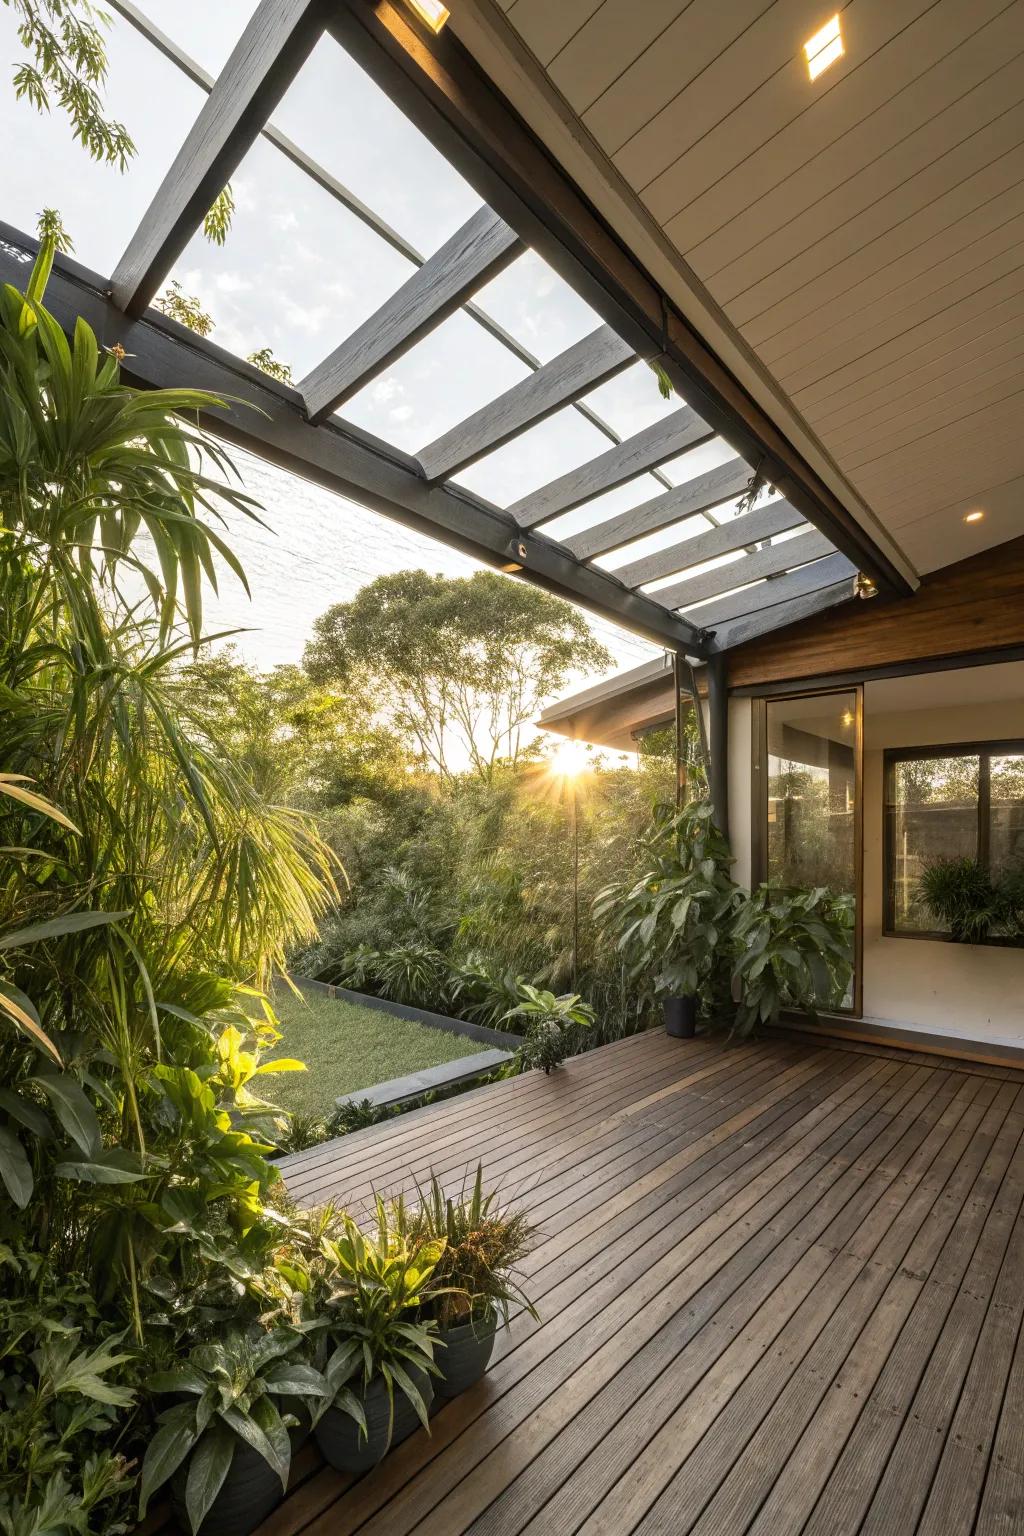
731,885 -> 854,1034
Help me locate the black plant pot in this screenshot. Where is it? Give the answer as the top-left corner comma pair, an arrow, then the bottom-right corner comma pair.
662,995 -> 698,1039
435,1309 -> 498,1398
170,1441 -> 283,1536
314,1368 -> 433,1474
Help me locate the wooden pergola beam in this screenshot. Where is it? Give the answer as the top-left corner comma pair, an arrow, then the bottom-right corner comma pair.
694,552 -> 856,630
417,324 -> 634,481
110,0 -> 328,315
657,529 -> 834,614
612,497 -> 806,589
301,207 -> 522,421
510,407 -> 715,529
707,578 -> 857,651
1,230 -> 707,656
562,457 -> 750,560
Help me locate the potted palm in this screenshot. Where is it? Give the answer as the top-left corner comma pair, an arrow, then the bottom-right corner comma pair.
138,1328 -> 330,1536
594,801 -> 738,1037
312,1208 -> 443,1473
399,1163 -> 538,1397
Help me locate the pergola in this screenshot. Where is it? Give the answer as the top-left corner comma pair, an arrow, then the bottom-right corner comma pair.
0,0 -> 918,819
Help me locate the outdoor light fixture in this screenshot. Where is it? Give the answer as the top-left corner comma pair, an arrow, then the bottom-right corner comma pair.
964,509 -> 985,524
854,572 -> 878,600
403,0 -> 450,33
804,14 -> 843,80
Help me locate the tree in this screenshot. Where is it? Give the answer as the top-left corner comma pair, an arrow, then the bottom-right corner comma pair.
303,570 -> 612,784
7,0 -> 134,166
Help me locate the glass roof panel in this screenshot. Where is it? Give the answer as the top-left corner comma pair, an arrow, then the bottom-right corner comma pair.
0,5 -> 205,275
592,512 -> 719,572
342,311 -> 529,455
166,136 -> 416,379
270,35 -> 482,259
138,0 -> 258,76
660,436 -> 742,485
452,405 -> 615,508
471,251 -> 602,364
579,360 -> 681,439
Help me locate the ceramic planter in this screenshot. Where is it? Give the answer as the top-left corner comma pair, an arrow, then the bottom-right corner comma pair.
314,1367 -> 433,1473
435,1309 -> 498,1397
170,1440 -> 283,1536
662,994 -> 698,1038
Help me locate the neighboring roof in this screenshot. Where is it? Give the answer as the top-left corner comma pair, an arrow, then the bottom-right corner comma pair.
539,653 -> 678,751
453,2 -> 1023,585
0,0 -> 915,659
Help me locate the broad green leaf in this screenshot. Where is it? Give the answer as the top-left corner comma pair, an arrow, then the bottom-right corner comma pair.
0,909 -> 130,951
185,1421 -> 235,1535
0,1124 -> 32,1207
138,1409 -> 198,1519
33,1075 -> 101,1157
0,1087 -> 53,1139
0,980 -> 61,1063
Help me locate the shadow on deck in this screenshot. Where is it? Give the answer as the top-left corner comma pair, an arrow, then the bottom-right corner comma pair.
270,1026 -> 1024,1536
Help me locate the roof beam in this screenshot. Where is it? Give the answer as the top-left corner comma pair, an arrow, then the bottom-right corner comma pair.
417,324 -> 634,481
657,529 -> 834,614
328,0 -> 916,597
707,579 -> 857,651
612,498 -> 806,589
692,552 -> 857,630
562,457 -> 750,560
301,207 -> 522,421
110,0 -> 328,314
510,407 -> 715,529
3,230 -> 706,656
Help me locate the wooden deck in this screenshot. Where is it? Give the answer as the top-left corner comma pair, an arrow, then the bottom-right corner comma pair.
271,1027 -> 1024,1536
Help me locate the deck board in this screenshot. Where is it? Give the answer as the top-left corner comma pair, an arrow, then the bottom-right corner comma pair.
269,1029 -> 1024,1536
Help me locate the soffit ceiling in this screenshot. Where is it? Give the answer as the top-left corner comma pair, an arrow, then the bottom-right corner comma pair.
462,0 -> 1024,578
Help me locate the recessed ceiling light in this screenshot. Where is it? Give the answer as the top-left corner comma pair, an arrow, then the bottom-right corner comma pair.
964,509 -> 985,524
403,0 -> 450,32
804,14 -> 843,80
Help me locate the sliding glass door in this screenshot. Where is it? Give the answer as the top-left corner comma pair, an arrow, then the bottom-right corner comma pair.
753,687 -> 862,1012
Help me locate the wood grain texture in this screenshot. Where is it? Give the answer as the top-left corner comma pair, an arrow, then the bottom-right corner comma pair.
564,456 -> 750,559
263,1030 -> 1024,1536
683,550 -> 855,627
301,207 -> 522,419
417,324 -> 634,480
110,0 -> 327,313
612,498 -> 806,589
725,534 -> 1024,686
509,407 -> 715,528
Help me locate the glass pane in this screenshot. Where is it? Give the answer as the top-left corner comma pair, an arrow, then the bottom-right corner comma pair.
990,753 -> 1024,874
473,251 -> 601,363
766,692 -> 858,1006
144,0 -> 258,76
887,754 -> 980,932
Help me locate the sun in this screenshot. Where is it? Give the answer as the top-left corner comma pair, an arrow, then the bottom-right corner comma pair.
548,738 -> 589,779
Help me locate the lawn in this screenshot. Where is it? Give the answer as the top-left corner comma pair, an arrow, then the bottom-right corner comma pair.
262,988 -> 489,1119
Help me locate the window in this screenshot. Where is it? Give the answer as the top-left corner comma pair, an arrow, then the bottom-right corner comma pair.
753,689 -> 861,1011
884,742 -> 1024,939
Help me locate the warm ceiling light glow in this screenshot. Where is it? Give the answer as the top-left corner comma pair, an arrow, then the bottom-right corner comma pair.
404,0 -> 450,32
964,509 -> 985,524
804,14 -> 843,80
549,739 -> 588,779
841,709 -> 854,728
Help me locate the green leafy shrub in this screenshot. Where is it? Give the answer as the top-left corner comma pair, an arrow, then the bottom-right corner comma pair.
731,886 -> 854,1035
503,984 -> 594,1073
915,857 -> 1023,943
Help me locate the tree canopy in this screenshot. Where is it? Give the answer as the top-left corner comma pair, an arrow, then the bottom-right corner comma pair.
304,570 -> 612,783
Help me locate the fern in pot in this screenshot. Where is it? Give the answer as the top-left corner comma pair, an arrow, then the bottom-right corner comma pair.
138,1327 -> 330,1536
594,801 -> 738,1037
397,1163 -> 538,1397
312,1208 -> 444,1473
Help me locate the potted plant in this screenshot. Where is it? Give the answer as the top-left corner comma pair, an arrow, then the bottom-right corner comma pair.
138,1328 -> 330,1536
915,857 -> 1013,943
399,1163 -> 538,1397
731,885 -> 854,1036
312,1208 -> 444,1473
594,801 -> 738,1038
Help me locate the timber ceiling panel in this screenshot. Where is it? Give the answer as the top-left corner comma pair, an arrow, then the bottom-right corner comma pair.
494,0 -> 1024,577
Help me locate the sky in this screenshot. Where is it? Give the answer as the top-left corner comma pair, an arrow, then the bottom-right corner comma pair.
0,1 -> 764,691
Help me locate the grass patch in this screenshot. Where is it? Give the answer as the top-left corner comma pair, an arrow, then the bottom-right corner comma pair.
262,988 -> 488,1119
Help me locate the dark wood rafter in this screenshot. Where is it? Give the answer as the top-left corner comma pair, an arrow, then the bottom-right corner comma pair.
658,529 -> 835,615
563,456 -> 751,560
509,407 -> 715,529
300,206 -> 523,421
612,498 -> 807,589
417,323 -> 635,481
328,0 -> 915,599
697,552 -> 857,631
110,0 -> 329,314
0,231 -> 706,656
706,650 -> 729,837
709,579 -> 857,652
